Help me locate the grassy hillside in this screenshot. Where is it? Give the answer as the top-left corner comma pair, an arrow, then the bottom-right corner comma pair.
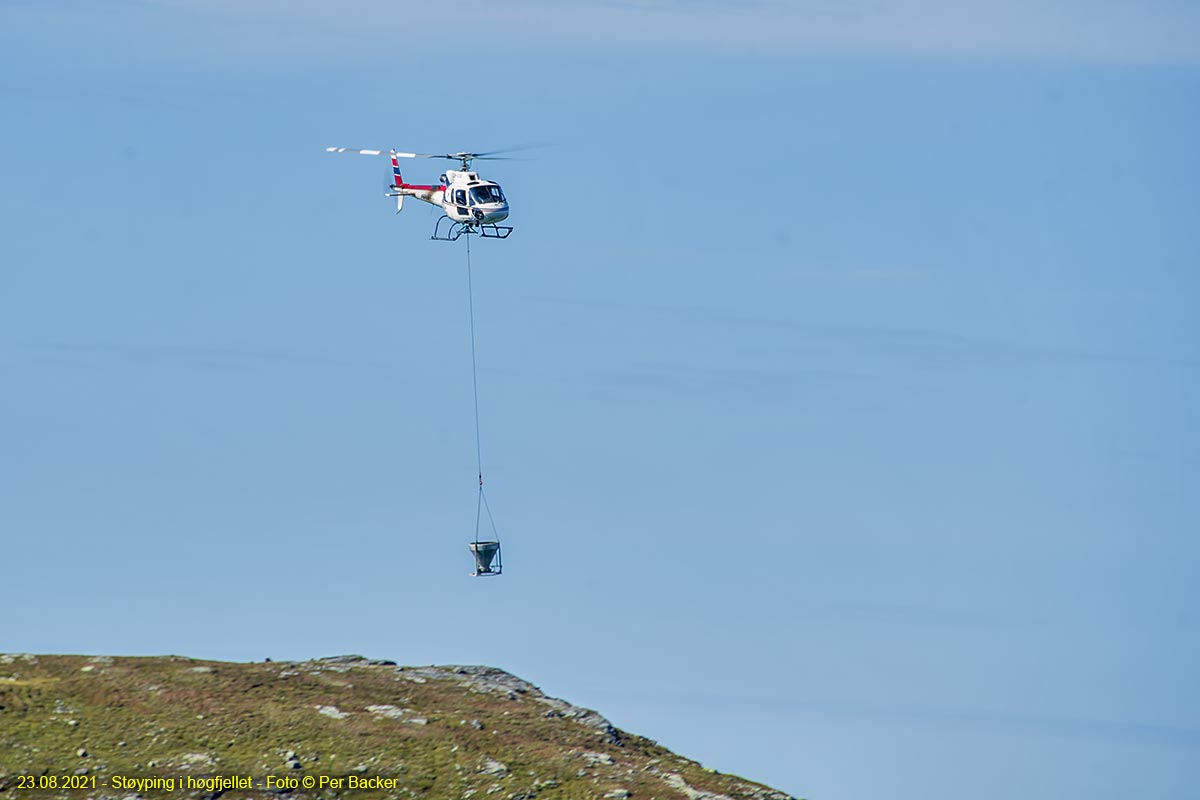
0,654 -> 798,800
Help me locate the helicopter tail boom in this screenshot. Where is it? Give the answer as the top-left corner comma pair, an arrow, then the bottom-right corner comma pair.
385,152 -> 445,210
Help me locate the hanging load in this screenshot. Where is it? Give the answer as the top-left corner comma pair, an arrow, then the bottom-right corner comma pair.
469,540 -> 502,577
469,475 -> 503,578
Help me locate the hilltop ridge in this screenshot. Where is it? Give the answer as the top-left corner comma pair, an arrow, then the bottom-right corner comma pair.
0,654 -> 799,800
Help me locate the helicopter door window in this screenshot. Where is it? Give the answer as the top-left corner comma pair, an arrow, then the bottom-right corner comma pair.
453,189 -> 467,208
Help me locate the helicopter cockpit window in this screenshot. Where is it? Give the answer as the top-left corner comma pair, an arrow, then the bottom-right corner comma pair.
469,185 -> 505,205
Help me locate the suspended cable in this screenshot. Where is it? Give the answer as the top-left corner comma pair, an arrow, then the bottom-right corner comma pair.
466,230 -> 484,487
464,233 -> 501,574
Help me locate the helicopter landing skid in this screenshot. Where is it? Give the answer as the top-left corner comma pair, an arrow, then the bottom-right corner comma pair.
431,216 -> 513,242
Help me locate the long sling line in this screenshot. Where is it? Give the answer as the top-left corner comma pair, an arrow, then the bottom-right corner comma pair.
465,233 -> 500,544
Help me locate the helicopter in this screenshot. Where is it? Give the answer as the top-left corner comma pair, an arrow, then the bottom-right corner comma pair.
326,147 -> 514,241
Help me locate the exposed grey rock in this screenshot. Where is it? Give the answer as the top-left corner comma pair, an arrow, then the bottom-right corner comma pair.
660,772 -> 735,800
0,654 -> 38,665
743,790 -> 797,800
316,655 -> 397,666
537,697 -> 621,743
316,705 -> 349,719
451,666 -> 534,695
366,704 -> 407,719
480,757 -> 508,776
180,753 -> 214,767
579,751 -> 615,766
604,790 -> 631,799
413,666 -> 623,745
76,748 -> 87,758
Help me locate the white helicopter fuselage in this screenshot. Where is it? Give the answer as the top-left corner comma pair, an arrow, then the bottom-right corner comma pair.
392,169 -> 509,225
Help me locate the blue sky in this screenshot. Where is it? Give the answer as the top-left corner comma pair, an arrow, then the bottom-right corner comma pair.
2,2 -> 1198,799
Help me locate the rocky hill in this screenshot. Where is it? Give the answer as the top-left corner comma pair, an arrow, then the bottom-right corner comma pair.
0,654 -> 799,800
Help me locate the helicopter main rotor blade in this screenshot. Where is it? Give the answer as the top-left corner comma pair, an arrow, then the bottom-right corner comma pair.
325,147 -> 444,159
469,143 -> 546,158
326,147 -> 386,156
435,145 -> 545,162
327,145 -> 542,162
